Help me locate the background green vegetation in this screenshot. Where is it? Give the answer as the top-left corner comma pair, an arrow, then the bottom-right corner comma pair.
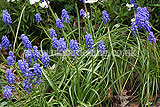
0,0 -> 160,106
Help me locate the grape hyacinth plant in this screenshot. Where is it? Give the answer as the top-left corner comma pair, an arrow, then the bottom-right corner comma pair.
131,7 -> 156,43
57,38 -> 67,53
3,68 -> 16,99
130,0 -> 137,10
135,7 -> 150,31
148,32 -> 156,43
79,0 -> 85,3
70,39 -> 79,56
61,9 -> 70,23
21,34 -> 32,49
23,80 -> 31,94
130,21 -> 138,35
85,33 -> 94,51
50,28 -> 57,37
25,49 -> 33,62
35,13 -> 42,23
56,18 -> 64,29
33,63 -> 42,85
32,46 -> 41,61
18,60 -> 30,74
2,10 -> 12,26
102,10 -> 110,24
0,44 -> 2,50
3,85 -> 13,99
1,35 -> 12,49
52,37 -> 59,49
41,52 -> 50,67
7,51 -> 15,65
80,9 -> 86,17
6,69 -> 16,84
98,40 -> 105,54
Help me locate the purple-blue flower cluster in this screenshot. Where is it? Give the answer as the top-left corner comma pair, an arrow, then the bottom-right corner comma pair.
52,37 -> 68,53
33,63 -> 41,85
98,40 -> 105,54
7,51 -> 15,65
1,35 -> 11,49
61,9 -> 70,23
35,13 -> 42,23
50,28 -> 57,37
130,0 -> 137,10
16,35 -> 43,94
18,60 -> 33,80
0,44 -> 2,50
102,11 -> 110,24
3,85 -> 12,99
17,45 -> 42,94
41,52 -> 50,67
148,32 -> 156,43
3,68 -> 16,99
130,22 -> 138,35
135,7 -> 150,31
18,60 -> 28,74
18,60 -> 33,93
56,18 -> 64,29
57,38 -> 67,53
32,46 -> 41,61
52,37 -> 59,49
2,10 -> 12,26
23,80 -> 31,94
6,69 -> 16,84
25,49 -> 32,62
131,7 -> 156,43
24,46 -> 41,62
80,9 -> 86,17
85,33 -> 94,51
21,34 -> 32,49
79,0 -> 85,3
70,39 -> 79,56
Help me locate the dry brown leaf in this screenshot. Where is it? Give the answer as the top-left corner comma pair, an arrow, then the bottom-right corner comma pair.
122,90 -> 128,96
106,88 -> 112,99
147,7 -> 152,12
16,76 -> 21,83
13,92 -> 21,99
19,50 -> 24,58
1,93 -> 5,99
10,66 -> 14,71
130,103 -> 140,107
0,64 -> 7,69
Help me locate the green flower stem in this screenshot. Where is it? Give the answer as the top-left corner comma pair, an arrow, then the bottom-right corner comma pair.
13,6 -> 26,53
9,25 -> 15,38
48,3 -> 57,20
67,23 -> 76,40
84,19 -> 89,33
62,28 -> 70,47
41,68 -> 59,95
84,4 -> 93,36
107,24 -> 121,93
75,3 -> 81,43
40,23 -> 51,39
40,38 -> 51,54
0,53 -> 8,64
150,23 -> 160,33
